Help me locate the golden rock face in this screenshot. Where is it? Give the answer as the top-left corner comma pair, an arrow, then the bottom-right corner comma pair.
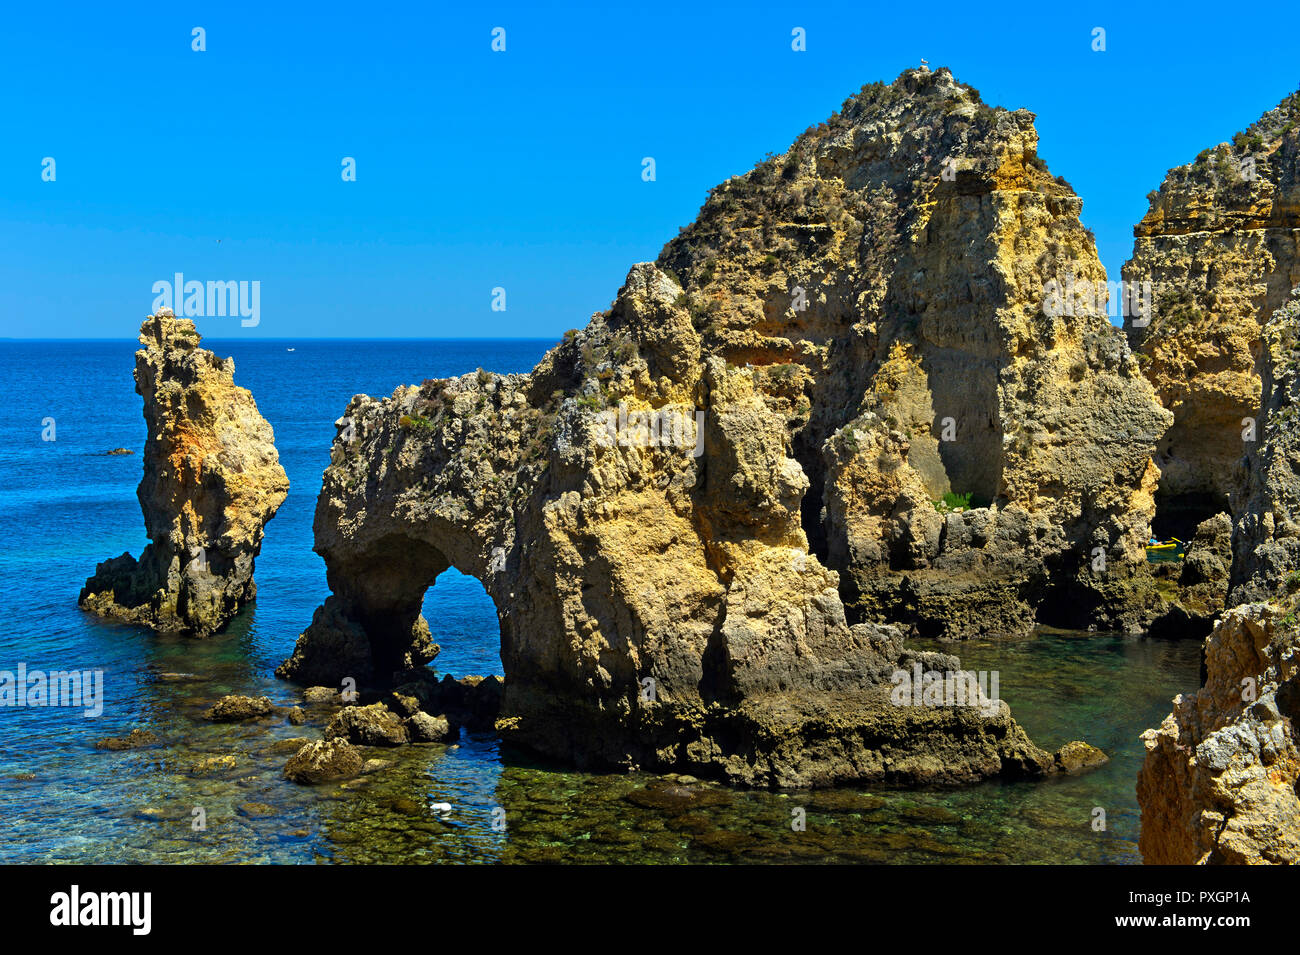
1138,278 -> 1300,864
279,68 -> 1149,786
1124,91 -> 1300,503
654,68 -> 1170,637
79,312 -> 288,636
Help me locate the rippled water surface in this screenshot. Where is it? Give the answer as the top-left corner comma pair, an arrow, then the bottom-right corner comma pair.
0,341 -> 1202,863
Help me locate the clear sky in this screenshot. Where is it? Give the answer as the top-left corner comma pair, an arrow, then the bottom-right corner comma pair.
2,1 -> 1297,339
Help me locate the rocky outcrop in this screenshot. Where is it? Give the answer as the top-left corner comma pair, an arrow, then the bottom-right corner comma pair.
1230,289 -> 1300,605
1138,289 -> 1300,864
283,738 -> 363,784
79,310 -> 288,635
1146,512 -> 1233,641
1124,91 -> 1300,509
277,68 -> 1116,788
1138,606 -> 1300,864
323,702 -> 409,746
659,67 -> 1169,637
203,695 -> 275,722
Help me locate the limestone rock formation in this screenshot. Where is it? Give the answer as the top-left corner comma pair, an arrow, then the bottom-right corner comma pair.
1230,289 -> 1300,605
79,310 -> 288,635
1124,90 -> 1300,514
1146,512 -> 1233,641
203,695 -> 275,722
1138,289 -> 1300,864
277,68 -> 1117,787
283,738 -> 363,784
660,67 -> 1169,637
323,702 -> 409,746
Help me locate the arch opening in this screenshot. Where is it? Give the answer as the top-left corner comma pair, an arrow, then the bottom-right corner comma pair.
420,568 -> 504,678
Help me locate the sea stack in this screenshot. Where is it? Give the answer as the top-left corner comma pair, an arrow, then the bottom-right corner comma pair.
277,69 -> 1110,788
79,309 -> 288,636
1137,288 -> 1300,864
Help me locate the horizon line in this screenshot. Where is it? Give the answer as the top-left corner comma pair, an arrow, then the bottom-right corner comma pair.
0,336 -> 563,343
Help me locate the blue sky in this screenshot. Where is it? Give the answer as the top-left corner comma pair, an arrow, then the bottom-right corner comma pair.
1,1 -> 1297,339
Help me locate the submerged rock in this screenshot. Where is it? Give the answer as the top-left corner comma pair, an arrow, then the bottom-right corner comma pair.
94,728 -> 160,751
203,695 -> 276,722
283,738 -> 364,784
1138,289 -> 1300,864
263,736 -> 311,756
1052,740 -> 1108,775
275,69 -> 1115,788
189,754 -> 237,775
78,310 -> 288,636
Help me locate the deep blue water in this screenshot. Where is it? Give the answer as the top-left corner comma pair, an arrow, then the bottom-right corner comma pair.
0,338 -> 549,677
0,339 -> 1201,864
0,340 -> 550,859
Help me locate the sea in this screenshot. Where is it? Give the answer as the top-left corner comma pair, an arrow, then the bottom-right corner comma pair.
0,339 -> 1201,863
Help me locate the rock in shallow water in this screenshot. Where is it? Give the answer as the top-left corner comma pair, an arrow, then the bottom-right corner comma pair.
274,68 -> 1122,790
323,703 -> 408,746
283,739 -> 363,784
1052,740 -> 1109,775
406,712 -> 456,743
190,754 -> 237,775
204,695 -> 275,722
94,728 -> 160,751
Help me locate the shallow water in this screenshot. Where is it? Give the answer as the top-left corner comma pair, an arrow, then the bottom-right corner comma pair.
0,341 -> 1202,864
0,621 -> 1199,864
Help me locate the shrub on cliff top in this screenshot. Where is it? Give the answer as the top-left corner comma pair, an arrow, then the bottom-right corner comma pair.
399,413 -> 434,433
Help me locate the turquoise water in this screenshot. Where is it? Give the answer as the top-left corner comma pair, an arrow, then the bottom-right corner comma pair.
0,341 -> 1201,863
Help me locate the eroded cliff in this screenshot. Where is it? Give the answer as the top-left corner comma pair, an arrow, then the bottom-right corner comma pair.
654,67 -> 1170,637
1124,91 -> 1300,516
1138,289 -> 1300,864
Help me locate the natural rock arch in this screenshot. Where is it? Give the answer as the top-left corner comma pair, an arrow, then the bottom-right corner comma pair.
279,513 -> 508,687
277,68 -> 1135,786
